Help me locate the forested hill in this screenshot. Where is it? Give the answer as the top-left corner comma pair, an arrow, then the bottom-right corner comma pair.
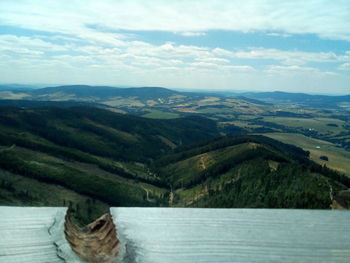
0,105 -> 349,211
30,85 -> 180,100
0,106 -> 218,213
240,91 -> 350,107
0,99 -> 106,108
154,136 -> 350,209
0,106 -> 218,162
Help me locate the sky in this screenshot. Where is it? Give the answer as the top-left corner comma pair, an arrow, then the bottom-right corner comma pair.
0,0 -> 350,94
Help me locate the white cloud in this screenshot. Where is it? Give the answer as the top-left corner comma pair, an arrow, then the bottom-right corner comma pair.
266,32 -> 291,38
125,42 -> 212,59
212,48 -> 235,57
1,0 -> 349,41
77,31 -> 127,47
176,32 -> 206,37
338,63 -> 350,71
214,47 -> 350,66
264,65 -> 322,75
190,61 -> 218,68
0,35 -> 71,53
225,65 -> 255,72
195,57 -> 230,64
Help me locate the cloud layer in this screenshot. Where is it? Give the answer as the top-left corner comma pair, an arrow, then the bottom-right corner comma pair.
2,0 -> 350,40
0,0 -> 349,93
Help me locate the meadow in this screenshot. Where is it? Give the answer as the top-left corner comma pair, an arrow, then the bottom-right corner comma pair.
264,133 -> 350,176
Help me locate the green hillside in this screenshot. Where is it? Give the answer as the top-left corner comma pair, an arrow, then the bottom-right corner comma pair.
154,136 -> 350,208
0,106 -> 217,209
0,106 -> 217,161
0,106 -> 349,211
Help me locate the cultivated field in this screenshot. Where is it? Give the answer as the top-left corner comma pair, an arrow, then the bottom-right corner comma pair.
263,133 -> 350,176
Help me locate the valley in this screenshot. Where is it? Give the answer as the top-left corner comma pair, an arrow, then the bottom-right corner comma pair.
0,85 -> 349,216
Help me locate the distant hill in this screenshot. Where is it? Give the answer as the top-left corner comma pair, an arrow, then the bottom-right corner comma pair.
240,91 -> 350,108
30,85 -> 180,100
2,84 -> 349,110
0,99 -> 108,108
236,96 -> 272,106
1,85 -> 349,105
0,85 -> 222,115
0,84 -> 41,91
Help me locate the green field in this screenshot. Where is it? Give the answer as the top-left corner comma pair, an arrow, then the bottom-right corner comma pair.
263,133 -> 350,176
142,110 -> 180,119
220,121 -> 263,129
263,117 -> 346,135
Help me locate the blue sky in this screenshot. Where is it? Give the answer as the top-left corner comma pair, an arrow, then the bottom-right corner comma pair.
0,0 -> 350,94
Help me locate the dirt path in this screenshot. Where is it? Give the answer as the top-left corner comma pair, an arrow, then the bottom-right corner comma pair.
326,180 -> 334,202
169,190 -> 174,206
199,156 -> 206,170
0,144 -> 16,153
141,186 -> 151,202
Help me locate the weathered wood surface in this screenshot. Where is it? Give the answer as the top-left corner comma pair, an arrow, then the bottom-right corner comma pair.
112,208 -> 350,263
0,207 -> 66,263
1,207 -> 349,263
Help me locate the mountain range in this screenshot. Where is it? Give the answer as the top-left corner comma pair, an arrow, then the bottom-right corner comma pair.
0,85 -> 349,108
